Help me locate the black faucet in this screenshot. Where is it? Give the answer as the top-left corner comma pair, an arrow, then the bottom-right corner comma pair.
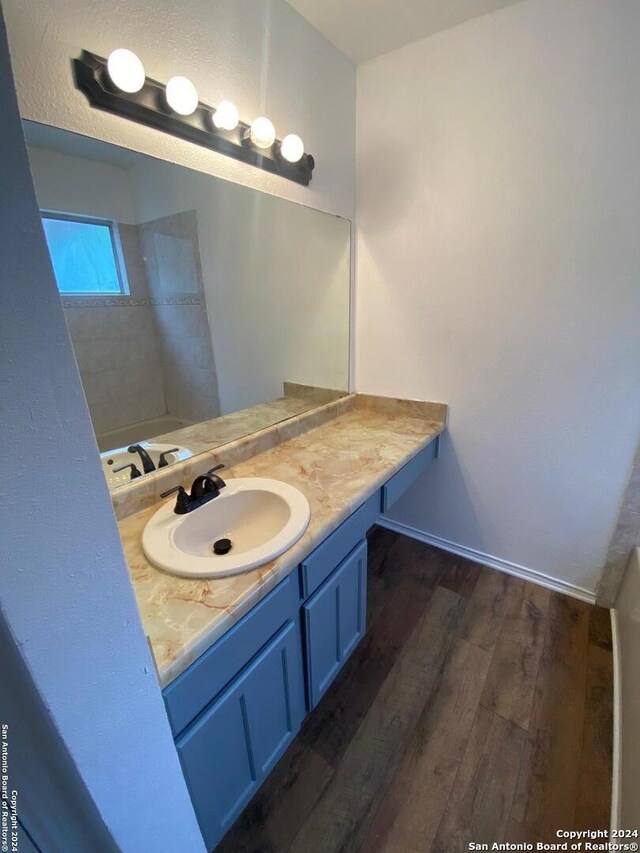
113,462 -> 142,480
128,444 -> 156,474
161,465 -> 226,514
158,447 -> 179,468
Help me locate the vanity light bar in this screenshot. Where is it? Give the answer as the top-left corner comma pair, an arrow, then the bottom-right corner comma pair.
72,50 -> 315,187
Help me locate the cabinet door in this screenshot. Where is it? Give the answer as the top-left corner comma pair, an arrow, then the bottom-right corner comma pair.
176,619 -> 305,850
303,539 -> 367,709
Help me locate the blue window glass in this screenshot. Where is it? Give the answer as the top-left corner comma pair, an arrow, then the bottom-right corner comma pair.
41,215 -> 125,294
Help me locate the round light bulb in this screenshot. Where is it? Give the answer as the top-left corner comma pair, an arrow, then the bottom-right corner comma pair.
212,100 -> 239,131
280,134 -> 305,163
249,117 -> 276,149
165,76 -> 199,116
107,49 -> 145,94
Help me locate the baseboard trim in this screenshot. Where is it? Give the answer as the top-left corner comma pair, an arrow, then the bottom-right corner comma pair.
610,608 -> 622,833
377,518 -> 597,604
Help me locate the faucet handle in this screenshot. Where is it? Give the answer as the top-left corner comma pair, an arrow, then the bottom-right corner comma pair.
158,448 -> 180,468
160,484 -> 191,514
160,484 -> 187,499
205,464 -> 226,489
113,462 -> 142,479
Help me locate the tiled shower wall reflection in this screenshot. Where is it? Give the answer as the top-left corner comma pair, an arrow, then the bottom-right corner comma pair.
140,210 -> 220,424
62,211 -> 220,448
63,224 -> 166,438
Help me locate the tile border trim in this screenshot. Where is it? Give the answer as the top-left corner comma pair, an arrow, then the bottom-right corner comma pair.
61,295 -> 202,307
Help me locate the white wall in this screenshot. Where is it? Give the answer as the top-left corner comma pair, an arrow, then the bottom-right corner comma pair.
27,146 -> 138,222
357,0 -> 640,595
2,0 -> 355,220
0,6 -> 205,850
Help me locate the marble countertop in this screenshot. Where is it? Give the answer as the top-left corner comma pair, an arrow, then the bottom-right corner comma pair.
119,399 -> 446,687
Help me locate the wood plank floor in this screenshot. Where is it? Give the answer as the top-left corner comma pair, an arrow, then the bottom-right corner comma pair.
219,527 -> 613,852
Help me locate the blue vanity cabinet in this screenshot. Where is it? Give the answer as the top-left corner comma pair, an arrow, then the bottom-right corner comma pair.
175,619 -> 305,850
163,573 -> 300,737
303,539 -> 368,708
163,573 -> 305,851
300,493 -> 379,598
162,435 -> 442,849
381,436 -> 440,512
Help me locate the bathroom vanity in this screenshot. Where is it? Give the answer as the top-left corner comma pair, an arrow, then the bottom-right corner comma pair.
119,394 -> 446,850
24,108 -> 445,851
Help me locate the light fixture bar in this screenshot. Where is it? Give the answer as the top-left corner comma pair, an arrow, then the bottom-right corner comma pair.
72,51 -> 315,187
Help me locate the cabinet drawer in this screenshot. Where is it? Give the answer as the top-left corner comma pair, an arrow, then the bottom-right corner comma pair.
301,493 -> 378,598
164,573 -> 298,737
176,619 -> 305,850
381,437 -> 439,513
303,540 -> 367,709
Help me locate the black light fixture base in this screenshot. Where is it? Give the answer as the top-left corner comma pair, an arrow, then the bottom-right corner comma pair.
72,51 -> 315,187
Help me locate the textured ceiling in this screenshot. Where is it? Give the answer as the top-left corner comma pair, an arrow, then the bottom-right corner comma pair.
287,0 -> 523,64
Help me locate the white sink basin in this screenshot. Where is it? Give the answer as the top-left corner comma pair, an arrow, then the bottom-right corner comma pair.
101,442 -> 193,490
142,478 -> 310,579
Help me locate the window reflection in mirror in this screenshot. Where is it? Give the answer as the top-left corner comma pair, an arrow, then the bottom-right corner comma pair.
42,212 -> 128,295
24,121 -> 350,491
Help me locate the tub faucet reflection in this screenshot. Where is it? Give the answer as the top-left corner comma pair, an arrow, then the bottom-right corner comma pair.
128,444 -> 156,474
158,447 -> 179,468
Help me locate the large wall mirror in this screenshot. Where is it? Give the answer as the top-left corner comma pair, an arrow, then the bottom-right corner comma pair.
24,122 -> 351,491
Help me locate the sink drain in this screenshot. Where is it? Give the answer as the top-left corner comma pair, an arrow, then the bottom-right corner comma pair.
213,538 -> 232,555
